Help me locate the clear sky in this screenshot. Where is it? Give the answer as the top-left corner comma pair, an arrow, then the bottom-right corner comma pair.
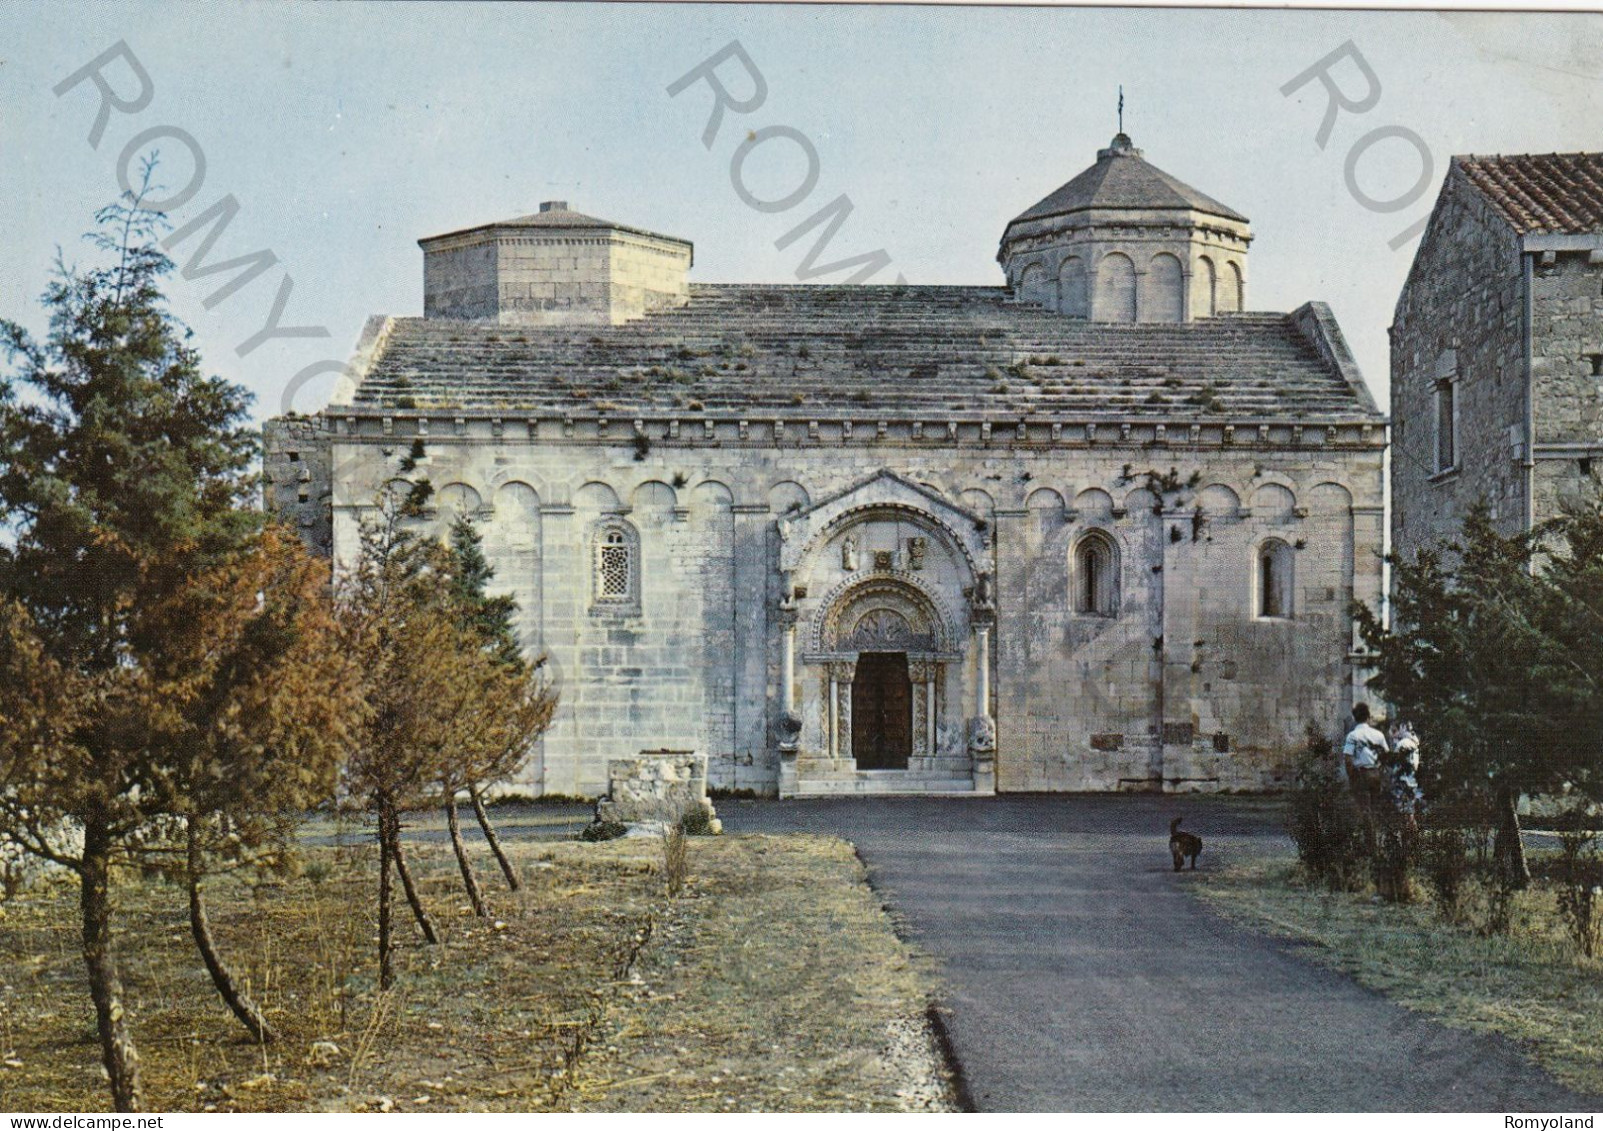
4,3 -> 1601,421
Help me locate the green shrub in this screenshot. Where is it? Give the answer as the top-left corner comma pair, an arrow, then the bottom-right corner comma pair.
1553,808 -> 1603,957
1372,821 -> 1418,904
1285,724 -> 1372,891
1419,819 -> 1474,921
679,809 -> 713,836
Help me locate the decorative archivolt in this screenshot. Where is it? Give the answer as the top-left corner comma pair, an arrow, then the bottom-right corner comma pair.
808,572 -> 960,658
793,501 -> 980,585
1197,484 -> 1241,516
782,473 -> 989,584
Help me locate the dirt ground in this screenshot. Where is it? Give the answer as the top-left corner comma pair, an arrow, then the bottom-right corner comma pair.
0,828 -> 954,1112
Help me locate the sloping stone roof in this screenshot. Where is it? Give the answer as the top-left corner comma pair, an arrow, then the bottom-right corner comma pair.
1456,153 -> 1603,235
420,204 -> 692,248
1008,134 -> 1248,227
350,285 -> 1379,422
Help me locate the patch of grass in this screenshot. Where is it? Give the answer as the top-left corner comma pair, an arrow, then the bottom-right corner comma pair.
1,835 -> 949,1113
1197,854 -> 1603,1095
570,836 -> 953,1112
0,837 -> 657,1111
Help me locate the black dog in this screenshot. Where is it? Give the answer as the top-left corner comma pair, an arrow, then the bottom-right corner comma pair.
1169,817 -> 1203,871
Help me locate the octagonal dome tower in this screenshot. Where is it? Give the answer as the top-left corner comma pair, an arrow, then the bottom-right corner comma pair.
998,134 -> 1252,323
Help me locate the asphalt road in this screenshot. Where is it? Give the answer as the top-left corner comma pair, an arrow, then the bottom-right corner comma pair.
718,794 -> 1603,1113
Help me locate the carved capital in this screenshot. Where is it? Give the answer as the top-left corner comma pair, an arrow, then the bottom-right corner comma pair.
775,710 -> 802,753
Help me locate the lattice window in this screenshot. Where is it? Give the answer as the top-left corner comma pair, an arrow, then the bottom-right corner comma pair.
591,521 -> 639,611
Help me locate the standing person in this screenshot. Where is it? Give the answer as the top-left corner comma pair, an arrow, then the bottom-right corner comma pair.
1389,721 -> 1423,821
1342,703 -> 1389,802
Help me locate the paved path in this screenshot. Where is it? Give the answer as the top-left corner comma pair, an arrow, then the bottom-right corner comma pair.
720,794 -> 1603,1113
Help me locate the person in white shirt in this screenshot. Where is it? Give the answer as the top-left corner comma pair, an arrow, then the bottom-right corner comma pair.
1342,703 -> 1389,800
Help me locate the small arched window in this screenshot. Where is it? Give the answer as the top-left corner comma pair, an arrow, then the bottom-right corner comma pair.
1073,531 -> 1120,617
591,520 -> 640,613
1257,539 -> 1294,619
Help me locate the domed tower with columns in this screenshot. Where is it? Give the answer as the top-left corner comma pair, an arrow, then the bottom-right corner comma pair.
998,133 -> 1252,323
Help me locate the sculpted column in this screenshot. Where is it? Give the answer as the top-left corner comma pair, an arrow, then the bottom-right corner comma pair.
975,626 -> 991,720
827,670 -> 839,761
782,622 -> 796,716
775,595 -> 801,796
968,568 -> 997,794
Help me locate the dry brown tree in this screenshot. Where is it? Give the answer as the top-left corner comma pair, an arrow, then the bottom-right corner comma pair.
337,494 -> 483,986
138,525 -> 363,1043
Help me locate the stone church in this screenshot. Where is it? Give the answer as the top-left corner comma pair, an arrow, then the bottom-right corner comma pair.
265,132 -> 1387,798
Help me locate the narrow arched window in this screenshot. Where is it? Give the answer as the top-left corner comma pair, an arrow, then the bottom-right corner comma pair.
1258,539 -> 1294,619
591,520 -> 640,613
1073,532 -> 1119,617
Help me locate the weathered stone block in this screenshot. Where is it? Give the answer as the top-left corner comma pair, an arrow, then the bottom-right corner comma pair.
591,749 -> 720,835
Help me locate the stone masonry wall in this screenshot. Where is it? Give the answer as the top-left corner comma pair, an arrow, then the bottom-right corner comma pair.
421,229 -> 691,327
261,417 -> 334,555
1391,171 -> 1529,563
312,423 -> 1383,798
1530,251 -> 1603,521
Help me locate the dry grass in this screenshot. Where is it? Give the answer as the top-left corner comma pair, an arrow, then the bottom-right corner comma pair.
0,830 -> 949,1112
1197,854 -> 1603,1096
570,835 -> 954,1112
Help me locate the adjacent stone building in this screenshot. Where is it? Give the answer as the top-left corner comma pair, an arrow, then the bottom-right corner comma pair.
1392,152 -> 1603,561
265,134 -> 1387,798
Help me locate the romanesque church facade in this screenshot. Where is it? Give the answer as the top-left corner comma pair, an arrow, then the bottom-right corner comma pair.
266,133 -> 1387,798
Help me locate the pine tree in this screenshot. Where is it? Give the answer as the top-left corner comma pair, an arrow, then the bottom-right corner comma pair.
337,499 -> 460,985
439,514 -> 556,903
448,514 -> 522,667
0,165 -> 257,1111
1357,501 -> 1603,888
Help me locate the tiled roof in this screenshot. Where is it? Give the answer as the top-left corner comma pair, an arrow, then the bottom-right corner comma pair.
1456,153 -> 1603,235
1008,135 -> 1248,229
350,285 -> 1378,422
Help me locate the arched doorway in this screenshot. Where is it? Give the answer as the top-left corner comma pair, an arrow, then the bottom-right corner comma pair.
852,652 -> 912,769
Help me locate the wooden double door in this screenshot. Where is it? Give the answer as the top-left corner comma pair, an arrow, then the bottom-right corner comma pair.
851,652 -> 912,769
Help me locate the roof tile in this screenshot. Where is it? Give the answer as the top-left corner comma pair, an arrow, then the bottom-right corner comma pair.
1456,153 -> 1603,235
